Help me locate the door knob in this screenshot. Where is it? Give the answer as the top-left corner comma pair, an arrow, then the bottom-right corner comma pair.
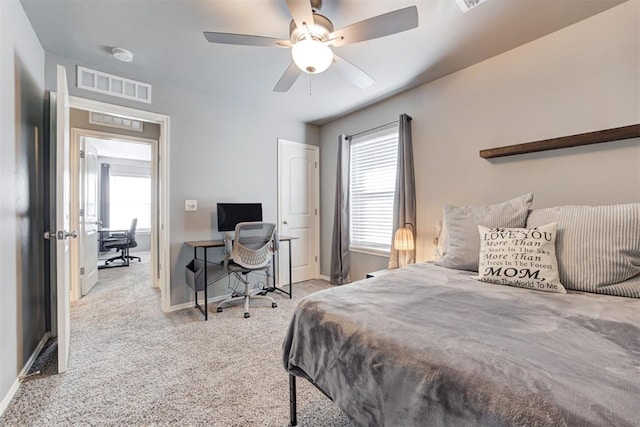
283,220 -> 288,225
43,230 -> 78,240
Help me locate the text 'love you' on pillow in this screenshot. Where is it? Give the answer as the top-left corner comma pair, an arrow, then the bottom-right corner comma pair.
475,223 -> 566,294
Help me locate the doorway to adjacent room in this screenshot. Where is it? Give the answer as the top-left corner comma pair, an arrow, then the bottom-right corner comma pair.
70,128 -> 156,301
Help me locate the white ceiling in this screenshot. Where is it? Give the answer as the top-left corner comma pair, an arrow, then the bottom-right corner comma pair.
87,137 -> 152,161
21,0 -> 625,125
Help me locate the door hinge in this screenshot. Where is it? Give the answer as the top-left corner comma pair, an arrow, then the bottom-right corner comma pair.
79,149 -> 85,159
315,256 -> 318,262
80,267 -> 85,275
314,161 -> 317,168
315,208 -> 318,215
79,208 -> 84,217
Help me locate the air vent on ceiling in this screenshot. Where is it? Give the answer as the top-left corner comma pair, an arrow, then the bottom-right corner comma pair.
89,112 -> 143,132
456,0 -> 488,12
77,66 -> 152,104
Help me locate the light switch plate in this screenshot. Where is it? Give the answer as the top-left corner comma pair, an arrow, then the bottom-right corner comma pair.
185,200 -> 198,211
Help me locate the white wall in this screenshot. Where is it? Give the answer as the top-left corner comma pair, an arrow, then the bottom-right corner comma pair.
319,0 -> 640,281
44,53 -> 320,306
0,0 -> 45,412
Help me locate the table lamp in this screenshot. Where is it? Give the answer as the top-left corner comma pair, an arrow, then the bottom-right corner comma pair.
393,224 -> 415,267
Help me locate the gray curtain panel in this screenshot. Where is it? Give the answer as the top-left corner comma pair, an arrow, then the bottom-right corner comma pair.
330,135 -> 351,285
100,163 -> 110,228
388,114 -> 416,269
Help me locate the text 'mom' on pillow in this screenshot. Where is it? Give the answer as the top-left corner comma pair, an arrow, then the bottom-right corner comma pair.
475,223 -> 566,294
526,203 -> 640,298
434,193 -> 534,272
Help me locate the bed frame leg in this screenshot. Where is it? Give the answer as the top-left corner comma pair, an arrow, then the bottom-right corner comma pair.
289,374 -> 297,426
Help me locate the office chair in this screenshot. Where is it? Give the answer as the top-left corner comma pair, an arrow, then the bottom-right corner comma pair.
104,218 -> 142,266
216,222 -> 279,318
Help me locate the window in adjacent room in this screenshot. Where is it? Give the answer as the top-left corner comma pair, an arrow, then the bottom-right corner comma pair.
349,123 -> 399,255
109,168 -> 151,231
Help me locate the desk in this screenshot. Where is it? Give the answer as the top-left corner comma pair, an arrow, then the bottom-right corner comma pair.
183,236 -> 296,320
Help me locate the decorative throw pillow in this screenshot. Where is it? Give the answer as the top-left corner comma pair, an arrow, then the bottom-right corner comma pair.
434,193 -> 534,272
526,203 -> 640,298
475,223 -> 566,294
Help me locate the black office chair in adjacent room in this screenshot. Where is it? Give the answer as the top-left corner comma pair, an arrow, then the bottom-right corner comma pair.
103,218 -> 142,266
216,222 -> 279,318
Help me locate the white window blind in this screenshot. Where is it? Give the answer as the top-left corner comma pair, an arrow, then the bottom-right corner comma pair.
349,124 -> 399,254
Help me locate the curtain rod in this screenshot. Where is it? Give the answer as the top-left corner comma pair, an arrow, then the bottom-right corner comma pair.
347,115 -> 412,139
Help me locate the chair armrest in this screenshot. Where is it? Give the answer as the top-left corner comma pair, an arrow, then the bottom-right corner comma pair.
272,230 -> 279,252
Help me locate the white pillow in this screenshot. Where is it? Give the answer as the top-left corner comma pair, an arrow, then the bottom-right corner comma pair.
526,203 -> 640,298
434,193 -> 534,272
475,223 -> 566,294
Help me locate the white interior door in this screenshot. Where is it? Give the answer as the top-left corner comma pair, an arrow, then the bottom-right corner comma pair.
278,139 -> 319,285
80,137 -> 99,295
56,65 -> 73,373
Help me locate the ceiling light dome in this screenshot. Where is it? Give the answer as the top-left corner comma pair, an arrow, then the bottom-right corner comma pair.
112,47 -> 134,63
291,39 -> 333,74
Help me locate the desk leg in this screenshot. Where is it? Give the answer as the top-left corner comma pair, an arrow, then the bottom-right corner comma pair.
288,239 -> 292,299
204,248 -> 208,320
267,240 -> 293,298
272,252 -> 276,291
193,247 -> 198,311
193,247 -> 208,321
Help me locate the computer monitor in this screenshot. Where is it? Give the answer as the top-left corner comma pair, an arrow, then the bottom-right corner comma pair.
216,203 -> 263,232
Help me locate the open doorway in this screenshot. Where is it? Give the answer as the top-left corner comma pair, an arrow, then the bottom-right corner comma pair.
65,97 -> 171,317
70,127 -> 157,301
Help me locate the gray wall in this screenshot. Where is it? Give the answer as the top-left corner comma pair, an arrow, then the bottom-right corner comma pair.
44,52 -> 320,307
0,0 -> 46,410
319,1 -> 640,281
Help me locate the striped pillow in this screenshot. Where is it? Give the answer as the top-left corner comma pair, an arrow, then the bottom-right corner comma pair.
434,193 -> 534,272
526,203 -> 640,298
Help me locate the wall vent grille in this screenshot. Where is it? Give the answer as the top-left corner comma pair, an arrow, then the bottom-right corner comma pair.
77,66 -> 152,103
456,0 -> 488,12
89,112 -> 143,132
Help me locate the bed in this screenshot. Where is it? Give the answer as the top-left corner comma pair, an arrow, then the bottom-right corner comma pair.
282,199 -> 640,426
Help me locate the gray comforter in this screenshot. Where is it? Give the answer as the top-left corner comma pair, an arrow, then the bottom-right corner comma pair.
282,263 -> 640,426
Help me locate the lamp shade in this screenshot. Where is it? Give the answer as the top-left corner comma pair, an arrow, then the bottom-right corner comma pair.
291,39 -> 334,74
394,227 -> 415,251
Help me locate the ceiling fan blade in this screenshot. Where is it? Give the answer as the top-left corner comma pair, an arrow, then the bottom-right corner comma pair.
330,6 -> 418,47
204,32 -> 291,48
285,0 -> 315,31
273,62 -> 302,92
333,55 -> 375,89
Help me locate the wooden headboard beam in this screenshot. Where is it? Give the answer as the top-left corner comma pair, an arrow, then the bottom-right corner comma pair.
479,124 -> 640,159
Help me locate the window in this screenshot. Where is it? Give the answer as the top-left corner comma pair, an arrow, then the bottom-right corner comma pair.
349,124 -> 398,254
109,174 -> 151,231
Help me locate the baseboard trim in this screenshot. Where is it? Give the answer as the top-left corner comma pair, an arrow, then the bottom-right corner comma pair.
319,275 -> 330,281
168,294 -> 229,313
0,332 -> 50,416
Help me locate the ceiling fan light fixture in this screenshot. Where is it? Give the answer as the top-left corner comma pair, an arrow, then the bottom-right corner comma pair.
291,39 -> 333,74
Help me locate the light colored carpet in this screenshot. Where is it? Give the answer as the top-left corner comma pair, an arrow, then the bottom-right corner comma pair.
1,253 -> 352,426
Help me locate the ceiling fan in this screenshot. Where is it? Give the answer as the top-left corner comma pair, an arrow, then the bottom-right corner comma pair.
204,0 -> 418,92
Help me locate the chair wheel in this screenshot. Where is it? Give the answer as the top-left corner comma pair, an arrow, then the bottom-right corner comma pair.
216,307 -> 223,313
272,303 -> 278,308
244,313 -> 250,318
